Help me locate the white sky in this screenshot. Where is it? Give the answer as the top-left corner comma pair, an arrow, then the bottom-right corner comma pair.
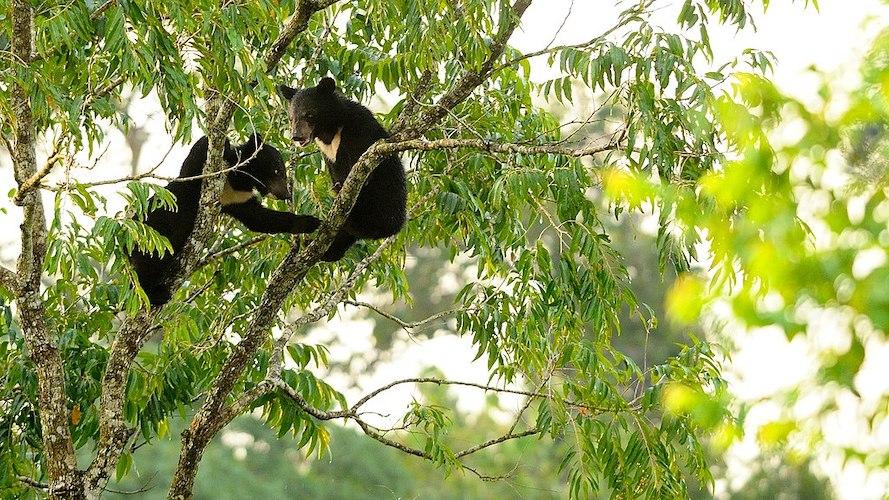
2,1 -> 889,497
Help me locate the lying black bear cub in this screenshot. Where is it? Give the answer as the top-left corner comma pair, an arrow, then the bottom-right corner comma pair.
129,134 -> 321,306
278,77 -> 407,262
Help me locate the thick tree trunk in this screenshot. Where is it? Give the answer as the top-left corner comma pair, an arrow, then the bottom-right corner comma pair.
10,0 -> 83,497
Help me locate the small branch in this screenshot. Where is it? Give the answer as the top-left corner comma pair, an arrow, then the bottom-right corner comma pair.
265,0 -> 343,75
90,0 -> 118,20
371,137 -> 621,158
455,428 -> 541,458
353,419 -> 431,460
13,144 -> 63,205
45,153 -> 245,192
195,235 -> 268,268
343,300 -> 460,333
391,69 -> 436,132
17,475 -> 48,490
273,379 -> 352,420
351,377 -> 622,414
492,12 -> 630,74
84,74 -> 128,108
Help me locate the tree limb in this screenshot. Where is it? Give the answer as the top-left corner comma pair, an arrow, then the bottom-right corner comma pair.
265,0 -> 342,75
350,377 -> 625,414
274,376 -> 545,478
372,137 -> 620,158
13,144 -> 63,205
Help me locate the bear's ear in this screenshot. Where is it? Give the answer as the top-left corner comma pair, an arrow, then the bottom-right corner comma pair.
277,84 -> 296,101
237,133 -> 262,159
317,77 -> 336,94
222,137 -> 238,165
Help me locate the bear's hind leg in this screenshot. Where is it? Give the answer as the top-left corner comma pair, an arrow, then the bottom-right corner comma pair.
320,231 -> 359,262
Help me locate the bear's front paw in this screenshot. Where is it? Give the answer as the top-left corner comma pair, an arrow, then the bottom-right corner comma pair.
294,215 -> 322,234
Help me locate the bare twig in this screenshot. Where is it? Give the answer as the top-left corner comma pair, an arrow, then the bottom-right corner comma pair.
195,235 -> 268,268
343,300 -> 461,333
90,0 -> 118,20
351,377 -> 623,414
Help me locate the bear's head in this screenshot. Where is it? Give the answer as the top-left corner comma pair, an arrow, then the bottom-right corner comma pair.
277,77 -> 344,146
224,133 -> 292,200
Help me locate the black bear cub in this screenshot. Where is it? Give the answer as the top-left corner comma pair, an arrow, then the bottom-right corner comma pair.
129,134 -> 321,306
278,77 -> 406,261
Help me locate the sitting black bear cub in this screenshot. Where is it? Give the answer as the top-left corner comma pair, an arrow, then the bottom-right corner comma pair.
278,77 -> 406,261
129,134 -> 321,306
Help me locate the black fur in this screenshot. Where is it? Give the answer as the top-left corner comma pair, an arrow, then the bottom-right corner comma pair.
129,134 -> 321,305
278,77 -> 407,261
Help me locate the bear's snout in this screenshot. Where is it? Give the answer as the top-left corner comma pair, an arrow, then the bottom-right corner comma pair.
268,178 -> 292,200
291,133 -> 311,146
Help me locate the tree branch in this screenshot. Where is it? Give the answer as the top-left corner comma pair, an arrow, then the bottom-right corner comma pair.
274,376 -> 545,479
455,428 -> 541,458
0,266 -> 16,293
90,0 -> 118,20
13,144 -> 63,205
344,300 -> 461,333
350,377 -> 623,414
195,235 -> 268,269
85,310 -> 154,494
372,137 -> 620,158
17,475 -> 48,491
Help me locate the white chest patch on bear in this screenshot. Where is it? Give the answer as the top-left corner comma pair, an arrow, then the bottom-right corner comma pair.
220,182 -> 255,206
315,128 -> 343,162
